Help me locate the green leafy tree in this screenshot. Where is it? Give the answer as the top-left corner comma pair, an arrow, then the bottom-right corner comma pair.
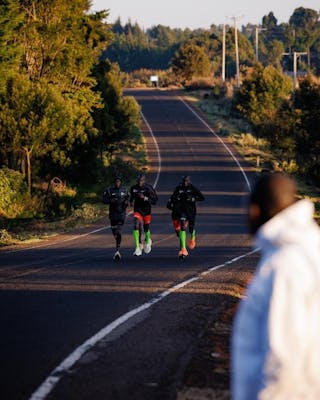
235,64 -> 292,128
289,7 -> 320,51
0,0 -> 145,215
149,24 -> 176,48
259,13 -> 293,70
0,0 -> 23,89
0,1 -> 117,185
288,7 -> 320,72
225,27 -> 255,78
186,30 -> 222,76
294,76 -> 320,182
18,0 -> 110,85
260,39 -> 285,69
171,42 -> 211,83
92,60 -> 141,162
0,75 -> 84,192
262,12 -> 278,29
106,21 -> 192,72
262,100 -> 297,158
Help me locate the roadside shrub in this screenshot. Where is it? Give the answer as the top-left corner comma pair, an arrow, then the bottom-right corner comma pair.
43,177 -> 79,218
185,77 -> 215,90
237,133 -> 266,148
126,68 -> 178,88
73,203 -> 100,221
0,168 -> 28,218
0,229 -> 13,245
45,190 -> 78,218
234,65 -> 292,127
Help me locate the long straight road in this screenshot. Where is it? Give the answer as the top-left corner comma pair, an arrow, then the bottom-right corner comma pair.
0,89 -> 258,400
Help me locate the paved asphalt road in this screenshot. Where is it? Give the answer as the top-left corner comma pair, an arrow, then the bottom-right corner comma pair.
0,89 -> 258,400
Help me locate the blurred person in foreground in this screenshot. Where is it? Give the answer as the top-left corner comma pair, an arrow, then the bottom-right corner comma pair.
232,172 -> 320,400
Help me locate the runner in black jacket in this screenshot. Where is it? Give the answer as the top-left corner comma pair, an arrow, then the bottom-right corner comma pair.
167,176 -> 205,258
130,174 -> 158,256
102,177 -> 129,261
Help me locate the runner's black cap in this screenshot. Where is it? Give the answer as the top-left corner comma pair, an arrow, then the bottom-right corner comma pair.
182,175 -> 191,184
137,173 -> 146,182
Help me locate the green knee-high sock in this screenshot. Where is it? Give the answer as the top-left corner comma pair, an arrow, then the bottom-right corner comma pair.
179,230 -> 186,249
133,230 -> 140,248
190,230 -> 196,240
145,230 -> 151,244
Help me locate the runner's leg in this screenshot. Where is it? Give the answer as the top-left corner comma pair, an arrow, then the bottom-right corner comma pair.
178,217 -> 188,257
188,216 -> 196,249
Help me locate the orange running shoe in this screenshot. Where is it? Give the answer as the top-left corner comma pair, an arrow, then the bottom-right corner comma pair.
178,248 -> 189,258
188,238 -> 196,250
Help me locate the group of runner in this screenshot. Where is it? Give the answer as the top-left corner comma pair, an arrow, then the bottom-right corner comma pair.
102,174 -> 205,260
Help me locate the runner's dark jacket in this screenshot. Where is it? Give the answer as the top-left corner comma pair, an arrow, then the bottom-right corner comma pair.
102,186 -> 129,220
167,183 -> 204,220
130,184 -> 158,216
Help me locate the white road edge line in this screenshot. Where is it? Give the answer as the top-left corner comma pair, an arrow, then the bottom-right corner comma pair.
140,110 -> 161,189
29,248 -> 259,400
5,226 -> 111,254
179,96 -> 252,192
29,94 -> 255,400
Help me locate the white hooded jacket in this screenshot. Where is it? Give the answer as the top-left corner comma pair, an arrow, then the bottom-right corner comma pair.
232,199 -> 320,400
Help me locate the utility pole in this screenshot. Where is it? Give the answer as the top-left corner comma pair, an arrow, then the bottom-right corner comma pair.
227,15 -> 243,87
282,50 -> 307,92
293,51 -> 308,90
222,24 -> 226,82
255,26 -> 266,63
230,16 -> 241,88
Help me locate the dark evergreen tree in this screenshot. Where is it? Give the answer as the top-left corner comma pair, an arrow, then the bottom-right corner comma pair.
171,42 -> 211,83
0,0 -> 23,89
294,76 -> 320,182
105,21 -> 192,71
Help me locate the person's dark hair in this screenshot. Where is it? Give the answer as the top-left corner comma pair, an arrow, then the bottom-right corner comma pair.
182,175 -> 191,185
250,172 -> 297,229
137,173 -> 146,184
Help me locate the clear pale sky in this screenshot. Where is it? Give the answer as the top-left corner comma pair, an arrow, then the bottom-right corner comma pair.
91,0 -> 319,29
